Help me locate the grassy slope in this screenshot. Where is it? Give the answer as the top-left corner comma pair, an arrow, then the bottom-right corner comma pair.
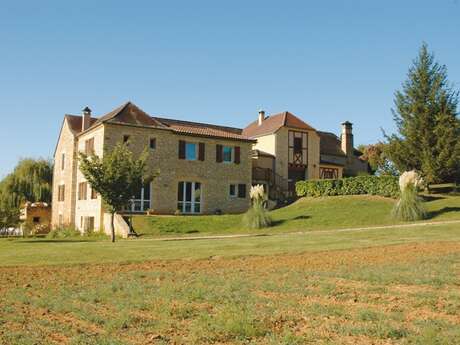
1,222 -> 460,267
132,194 -> 460,237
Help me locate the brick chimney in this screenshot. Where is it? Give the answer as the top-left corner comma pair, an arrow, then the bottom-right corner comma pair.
341,121 -> 353,158
258,110 -> 265,126
82,106 -> 92,131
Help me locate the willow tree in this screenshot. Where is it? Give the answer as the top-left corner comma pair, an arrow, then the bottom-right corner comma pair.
385,43 -> 460,184
0,158 -> 52,228
79,143 -> 150,242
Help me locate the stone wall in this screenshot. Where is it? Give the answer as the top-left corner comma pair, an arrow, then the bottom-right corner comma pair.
51,119 -> 77,228
74,125 -> 105,231
103,123 -> 253,215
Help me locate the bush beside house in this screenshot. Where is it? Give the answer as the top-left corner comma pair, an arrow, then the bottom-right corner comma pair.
296,176 -> 399,198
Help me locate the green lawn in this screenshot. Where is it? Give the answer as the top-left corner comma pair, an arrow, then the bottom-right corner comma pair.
1,222 -> 460,267
1,194 -> 460,344
1,236 -> 459,344
132,194 -> 460,237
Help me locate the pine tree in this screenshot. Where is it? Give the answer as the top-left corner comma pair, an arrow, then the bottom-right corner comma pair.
385,43 -> 460,184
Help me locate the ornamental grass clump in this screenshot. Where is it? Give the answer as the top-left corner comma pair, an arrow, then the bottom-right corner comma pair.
392,171 -> 426,221
243,185 -> 272,229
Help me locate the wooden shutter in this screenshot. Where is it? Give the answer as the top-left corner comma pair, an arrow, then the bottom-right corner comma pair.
238,184 -> 246,198
198,143 -> 205,161
234,146 -> 241,164
216,144 -> 223,163
178,140 -> 186,159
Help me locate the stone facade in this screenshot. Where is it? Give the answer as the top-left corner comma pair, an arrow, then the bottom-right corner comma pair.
51,119 -> 78,228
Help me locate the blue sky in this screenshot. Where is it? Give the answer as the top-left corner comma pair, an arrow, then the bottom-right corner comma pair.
1,0 -> 459,177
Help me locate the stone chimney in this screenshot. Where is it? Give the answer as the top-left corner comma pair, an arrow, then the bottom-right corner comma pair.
82,106 -> 92,131
258,110 -> 265,126
341,121 -> 354,157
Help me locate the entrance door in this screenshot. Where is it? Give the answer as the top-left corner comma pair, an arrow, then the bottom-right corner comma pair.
178,182 -> 202,214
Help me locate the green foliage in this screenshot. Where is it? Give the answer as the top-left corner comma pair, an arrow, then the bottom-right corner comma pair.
385,43 -> 460,184
392,185 -> 426,221
79,143 -> 150,214
296,176 -> 400,198
46,226 -> 81,239
0,158 -> 52,228
358,143 -> 398,176
242,202 -> 272,229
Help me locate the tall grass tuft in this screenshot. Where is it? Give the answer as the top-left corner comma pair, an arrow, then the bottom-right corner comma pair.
243,185 -> 272,229
392,171 -> 426,221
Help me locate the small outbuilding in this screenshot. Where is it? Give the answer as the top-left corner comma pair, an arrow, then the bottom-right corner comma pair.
20,202 -> 51,235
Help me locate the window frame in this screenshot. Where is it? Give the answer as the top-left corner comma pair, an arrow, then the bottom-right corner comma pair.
185,142 -> 197,161
229,184 -> 237,198
177,181 -> 202,214
149,137 -> 156,150
222,146 -> 234,163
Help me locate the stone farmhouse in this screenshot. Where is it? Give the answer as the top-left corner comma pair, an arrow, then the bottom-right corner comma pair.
51,102 -> 368,232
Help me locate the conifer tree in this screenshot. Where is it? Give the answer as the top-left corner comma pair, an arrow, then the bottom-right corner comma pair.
385,43 -> 460,184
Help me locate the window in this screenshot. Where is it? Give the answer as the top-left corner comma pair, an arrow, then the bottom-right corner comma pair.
78,182 -> 88,200
124,183 -> 151,212
178,181 -> 201,214
185,143 -> 197,160
85,138 -> 95,155
81,216 -> 95,232
238,184 -> 246,198
320,167 -> 339,179
58,214 -> 63,227
229,184 -> 236,197
229,184 -> 246,198
91,187 -> 97,199
149,138 -> 156,150
217,145 -> 240,164
33,217 -> 40,223
223,146 -> 233,163
61,153 -> 65,170
58,185 -> 65,202
123,135 -> 130,144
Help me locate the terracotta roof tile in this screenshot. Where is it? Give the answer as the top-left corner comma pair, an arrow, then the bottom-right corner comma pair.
242,111 -> 316,138
65,115 -> 97,134
154,117 -> 254,142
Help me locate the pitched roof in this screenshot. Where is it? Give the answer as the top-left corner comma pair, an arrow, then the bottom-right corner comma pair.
90,102 -> 167,129
65,115 -> 98,134
242,111 -> 316,138
318,131 -> 347,157
154,117 -> 254,142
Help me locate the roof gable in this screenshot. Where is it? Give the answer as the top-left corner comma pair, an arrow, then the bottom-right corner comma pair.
93,102 -> 166,129
242,111 -> 316,138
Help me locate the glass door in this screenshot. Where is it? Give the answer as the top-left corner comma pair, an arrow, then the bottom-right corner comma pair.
178,182 -> 202,214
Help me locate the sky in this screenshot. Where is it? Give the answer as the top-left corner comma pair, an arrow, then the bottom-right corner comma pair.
1,0 -> 459,177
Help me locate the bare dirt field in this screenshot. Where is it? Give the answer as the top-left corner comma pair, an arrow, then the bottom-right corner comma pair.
1,241 -> 460,344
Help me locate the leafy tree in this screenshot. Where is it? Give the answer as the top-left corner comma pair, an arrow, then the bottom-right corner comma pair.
78,143 -> 151,242
385,43 -> 460,184
0,158 -> 52,228
358,143 -> 398,176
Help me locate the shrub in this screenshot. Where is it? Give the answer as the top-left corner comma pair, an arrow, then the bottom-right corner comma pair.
296,176 -> 400,198
242,185 -> 272,229
392,171 -> 426,221
46,226 -> 82,239
243,203 -> 272,229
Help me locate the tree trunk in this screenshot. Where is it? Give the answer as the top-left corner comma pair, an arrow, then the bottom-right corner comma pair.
110,212 -> 115,243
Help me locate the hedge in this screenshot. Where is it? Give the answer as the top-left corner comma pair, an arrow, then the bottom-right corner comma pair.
295,175 -> 400,198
